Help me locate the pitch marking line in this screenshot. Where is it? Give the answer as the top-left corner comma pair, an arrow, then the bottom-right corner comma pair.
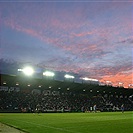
8,118 -> 82,133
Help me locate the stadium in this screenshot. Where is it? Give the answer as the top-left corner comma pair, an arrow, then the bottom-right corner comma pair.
0,1 -> 133,133
0,71 -> 133,133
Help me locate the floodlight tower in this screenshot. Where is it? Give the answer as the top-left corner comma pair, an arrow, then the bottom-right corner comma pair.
43,71 -> 55,80
18,66 -> 34,76
81,77 -> 99,84
64,74 -> 75,82
81,77 -> 90,84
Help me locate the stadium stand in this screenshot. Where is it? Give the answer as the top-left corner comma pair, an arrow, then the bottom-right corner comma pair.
0,74 -> 133,113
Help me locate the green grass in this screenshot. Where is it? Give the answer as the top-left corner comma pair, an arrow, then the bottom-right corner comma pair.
0,112 -> 133,133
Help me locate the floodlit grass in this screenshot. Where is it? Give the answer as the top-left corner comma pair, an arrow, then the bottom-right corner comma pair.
0,112 -> 133,133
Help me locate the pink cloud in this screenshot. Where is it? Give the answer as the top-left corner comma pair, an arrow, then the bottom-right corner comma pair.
72,31 -> 94,37
100,73 -> 133,88
1,2 -> 132,88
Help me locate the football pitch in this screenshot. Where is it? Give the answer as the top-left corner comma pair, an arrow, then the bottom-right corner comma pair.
0,112 -> 133,133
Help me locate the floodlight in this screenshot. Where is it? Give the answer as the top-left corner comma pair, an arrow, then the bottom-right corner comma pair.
16,83 -> 19,86
3,82 -> 6,85
82,77 -> 98,81
64,74 -> 75,79
82,77 -> 90,81
67,88 -> 70,91
18,69 -> 22,72
88,78 -> 98,82
43,71 -> 55,77
22,67 -> 34,76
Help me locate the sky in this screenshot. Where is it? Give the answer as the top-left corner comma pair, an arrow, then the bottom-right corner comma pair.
0,0 -> 133,88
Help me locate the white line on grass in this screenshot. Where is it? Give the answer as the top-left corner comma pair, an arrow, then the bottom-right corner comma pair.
8,118 -> 82,133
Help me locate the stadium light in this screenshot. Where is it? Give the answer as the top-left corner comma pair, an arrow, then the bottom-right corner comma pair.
38,85 -> 42,88
81,77 -> 98,81
18,69 -> 22,72
23,67 -> 34,76
81,77 -> 99,84
64,74 -> 75,79
16,83 -> 19,86
88,78 -> 98,82
105,81 -> 112,86
82,77 -> 90,81
118,82 -> 123,87
67,88 -> 70,91
3,82 -> 6,85
43,71 -> 55,77
18,66 -> 34,76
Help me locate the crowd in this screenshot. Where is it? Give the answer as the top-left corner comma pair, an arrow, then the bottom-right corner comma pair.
0,90 -> 132,113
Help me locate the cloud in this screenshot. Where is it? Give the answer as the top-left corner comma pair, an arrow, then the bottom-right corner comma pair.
0,2 -> 132,88
100,73 -> 133,88
117,36 -> 133,44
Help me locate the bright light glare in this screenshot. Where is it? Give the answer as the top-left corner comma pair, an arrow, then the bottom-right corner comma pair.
18,69 -> 22,71
22,67 -> 34,76
82,77 -> 90,81
43,71 -> 55,77
64,74 -> 75,79
106,81 -> 111,83
82,77 -> 98,81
